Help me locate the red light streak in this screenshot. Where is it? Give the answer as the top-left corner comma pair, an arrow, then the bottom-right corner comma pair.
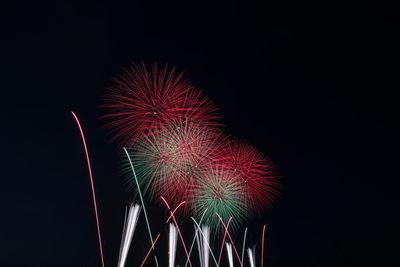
216,213 -> 242,266
161,196 -> 193,267
71,111 -> 105,267
217,217 -> 232,266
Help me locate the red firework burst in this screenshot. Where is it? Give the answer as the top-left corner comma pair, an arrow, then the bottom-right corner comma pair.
102,62 -> 219,147
129,119 -> 227,213
215,139 -> 280,214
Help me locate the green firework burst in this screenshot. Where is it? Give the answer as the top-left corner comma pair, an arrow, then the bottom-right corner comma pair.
191,166 -> 247,231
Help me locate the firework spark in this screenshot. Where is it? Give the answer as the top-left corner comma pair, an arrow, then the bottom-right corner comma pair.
191,217 -> 219,266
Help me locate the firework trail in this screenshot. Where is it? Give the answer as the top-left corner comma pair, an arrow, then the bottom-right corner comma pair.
185,209 -> 208,267
216,213 -> 243,266
124,148 -> 159,267
71,111 -> 105,267
217,217 -> 232,266
241,227 -> 248,266
225,242 -> 234,267
191,217 -> 219,266
102,62 -> 219,147
161,196 -> 193,267
247,247 -> 256,267
195,225 -> 210,267
140,233 -> 161,267
169,224 -> 178,267
117,203 -> 141,267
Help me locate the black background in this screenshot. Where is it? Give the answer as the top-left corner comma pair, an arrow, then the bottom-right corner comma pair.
1,1 -> 399,266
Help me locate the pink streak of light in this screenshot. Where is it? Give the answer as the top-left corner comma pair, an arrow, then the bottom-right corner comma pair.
215,213 -> 243,266
160,196 -> 193,267
140,233 -> 161,267
217,217 -> 233,266
166,201 -> 186,223
71,111 -> 105,267
261,225 -> 266,267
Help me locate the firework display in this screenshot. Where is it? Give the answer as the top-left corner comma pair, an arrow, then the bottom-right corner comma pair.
103,62 -> 280,228
72,62 -> 281,266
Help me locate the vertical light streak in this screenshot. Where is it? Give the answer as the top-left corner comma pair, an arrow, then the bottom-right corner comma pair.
225,242 -> 234,267
118,206 -> 127,264
247,247 -> 256,267
195,226 -> 210,267
71,111 -> 105,267
241,227 -> 248,266
117,204 -> 141,267
190,217 -> 219,267
140,234 -> 161,267
261,225 -> 266,267
217,217 -> 233,266
185,209 -> 208,267
160,196 -> 193,267
169,224 -> 178,267
196,232 -> 203,267
215,213 -> 243,266
124,147 -> 159,267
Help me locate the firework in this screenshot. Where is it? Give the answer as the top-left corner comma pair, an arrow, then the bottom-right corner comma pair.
215,138 -> 280,214
127,119 -> 226,211
168,224 -> 178,267
102,62 -> 219,147
118,204 -> 141,267
190,166 -> 247,231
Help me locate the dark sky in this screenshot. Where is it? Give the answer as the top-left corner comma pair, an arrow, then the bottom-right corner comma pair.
1,1 -> 399,266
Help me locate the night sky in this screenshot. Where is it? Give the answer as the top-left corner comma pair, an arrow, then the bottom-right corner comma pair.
1,1 -> 399,266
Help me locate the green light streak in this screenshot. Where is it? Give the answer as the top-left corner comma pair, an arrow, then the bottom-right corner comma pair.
124,147 -> 159,267
184,208 -> 208,267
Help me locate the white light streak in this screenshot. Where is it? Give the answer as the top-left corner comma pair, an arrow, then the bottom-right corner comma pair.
226,242 -> 234,267
169,223 -> 178,267
117,203 -> 141,267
